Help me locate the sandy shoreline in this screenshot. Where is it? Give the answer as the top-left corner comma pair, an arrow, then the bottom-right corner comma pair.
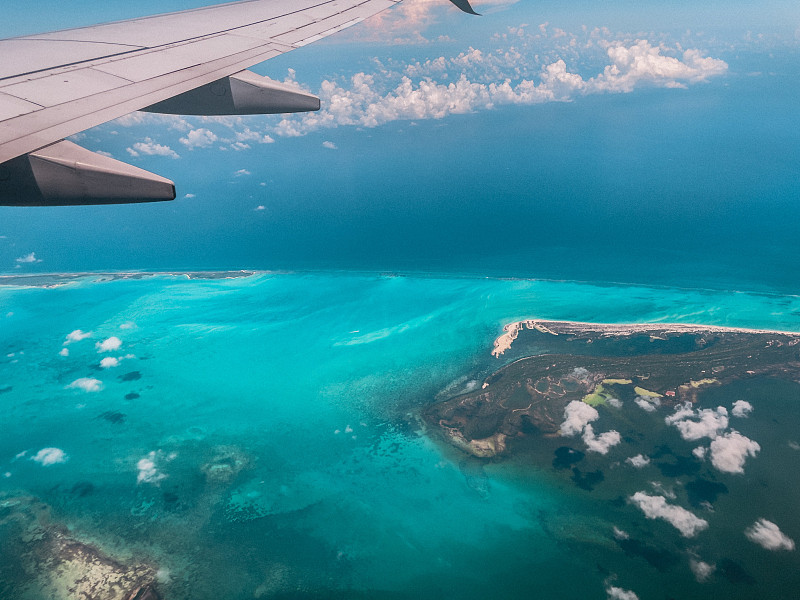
492,318 -> 800,357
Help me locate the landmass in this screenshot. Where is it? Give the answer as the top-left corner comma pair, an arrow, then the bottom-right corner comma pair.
0,271 -> 259,288
424,320 -> 800,458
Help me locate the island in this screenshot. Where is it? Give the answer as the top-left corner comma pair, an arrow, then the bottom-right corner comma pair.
423,320 -> 800,458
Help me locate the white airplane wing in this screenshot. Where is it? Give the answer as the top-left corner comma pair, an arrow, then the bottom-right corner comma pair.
0,0 -> 475,206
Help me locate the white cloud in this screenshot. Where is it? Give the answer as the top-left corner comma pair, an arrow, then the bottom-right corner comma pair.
67,377 -> 103,392
560,400 -> 598,437
630,492 -> 709,538
183,193 -> 196,199
634,396 -> 659,412
272,40 -> 727,139
126,137 -> 179,159
612,526 -> 629,540
100,357 -> 120,368
234,169 -> 251,177
234,127 -> 274,144
693,446 -> 708,460
626,454 -> 650,468
137,451 -> 167,485
745,519 -> 795,551
591,41 -> 728,93
15,252 -> 41,264
607,397 -> 623,408
665,403 -> 729,441
322,141 -> 338,150
255,205 -> 266,211
179,128 -> 218,149
64,329 -> 92,344
120,321 -> 137,330
709,430 -> 760,474
606,585 -> 639,600
731,400 -> 753,418
96,336 -> 122,353
689,558 -> 716,582
31,447 -> 68,466
582,424 -> 621,454
59,348 -> 69,357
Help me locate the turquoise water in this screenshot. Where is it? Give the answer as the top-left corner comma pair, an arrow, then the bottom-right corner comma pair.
2,272 -> 800,598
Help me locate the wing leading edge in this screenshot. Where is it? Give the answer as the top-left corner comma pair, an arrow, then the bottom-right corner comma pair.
0,0 -> 476,206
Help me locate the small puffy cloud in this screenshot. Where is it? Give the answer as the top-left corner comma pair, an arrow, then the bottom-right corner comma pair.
179,128 -> 218,149
745,519 -> 795,551
665,403 -> 728,441
709,431 -> 760,474
689,558 -> 716,582
322,140 -> 338,150
607,397 -> 623,408
126,137 -> 179,159
64,329 -> 92,344
67,377 -> 103,392
626,454 -> 650,468
15,252 -> 41,264
254,205 -> 266,211
183,193 -> 196,199
630,492 -> 709,538
100,357 -> 120,369
59,347 -> 69,357
560,400 -> 598,437
137,451 -> 167,485
731,400 -> 753,418
606,585 -> 639,600
31,447 -> 68,466
234,128 -> 275,144
582,424 -> 621,454
612,526 -> 629,540
234,168 -> 251,177
634,396 -> 659,412
96,336 -> 122,353
693,446 -> 708,460
119,321 -> 137,330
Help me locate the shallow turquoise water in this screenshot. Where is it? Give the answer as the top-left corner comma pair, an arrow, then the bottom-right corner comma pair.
1,272 -> 799,598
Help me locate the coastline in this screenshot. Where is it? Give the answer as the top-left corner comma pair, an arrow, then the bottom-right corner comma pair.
492,318 -> 800,357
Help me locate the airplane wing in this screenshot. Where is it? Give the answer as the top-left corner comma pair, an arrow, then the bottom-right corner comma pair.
0,0 -> 475,206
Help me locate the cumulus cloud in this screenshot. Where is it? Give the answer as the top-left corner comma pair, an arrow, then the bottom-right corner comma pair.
693,446 -> 708,460
64,329 -> 92,344
665,403 -> 729,441
67,377 -> 103,392
732,400 -> 753,418
630,492 -> 709,538
634,396 -> 659,412
254,205 -> 266,211
560,400 -> 598,437
582,424 -> 621,454
100,357 -> 120,368
744,519 -> 795,551
626,454 -> 650,468
234,169 -> 251,177
119,321 -> 137,330
709,430 -> 760,474
179,128 -> 218,149
126,137 -> 179,159
689,558 -> 716,582
606,585 -> 639,600
31,447 -> 68,466
137,451 -> 167,485
322,140 -> 338,150
96,337 -> 122,353
59,347 -> 69,357
272,40 -> 727,139
15,252 -> 41,264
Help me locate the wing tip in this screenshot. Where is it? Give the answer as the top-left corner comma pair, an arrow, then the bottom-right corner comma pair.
448,0 -> 480,15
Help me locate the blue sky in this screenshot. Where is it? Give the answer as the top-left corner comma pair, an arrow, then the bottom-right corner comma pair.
1,0 -> 799,290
